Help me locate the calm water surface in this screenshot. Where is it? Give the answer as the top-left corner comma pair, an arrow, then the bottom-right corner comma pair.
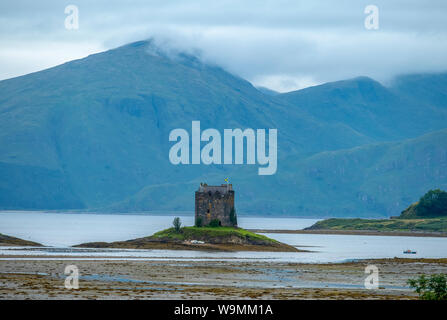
1,211 -> 446,263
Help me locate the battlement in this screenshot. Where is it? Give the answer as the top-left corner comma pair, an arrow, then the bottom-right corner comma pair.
198,183 -> 233,194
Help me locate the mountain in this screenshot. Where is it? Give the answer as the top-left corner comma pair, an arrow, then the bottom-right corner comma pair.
274,129 -> 447,217
276,76 -> 447,141
0,40 -> 370,210
0,40 -> 446,216
109,128 -> 447,217
256,86 -> 280,96
390,73 -> 447,110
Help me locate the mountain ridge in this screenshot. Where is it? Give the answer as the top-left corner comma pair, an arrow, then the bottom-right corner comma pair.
0,40 -> 446,216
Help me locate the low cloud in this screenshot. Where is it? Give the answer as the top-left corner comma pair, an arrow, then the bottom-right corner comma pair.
1,0 -> 447,92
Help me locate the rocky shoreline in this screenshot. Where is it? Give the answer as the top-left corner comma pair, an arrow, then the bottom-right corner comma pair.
74,226 -> 301,252
75,237 -> 301,252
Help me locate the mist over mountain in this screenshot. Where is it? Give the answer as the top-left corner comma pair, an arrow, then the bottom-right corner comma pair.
390,73 -> 447,110
0,40 -> 446,216
256,87 -> 280,96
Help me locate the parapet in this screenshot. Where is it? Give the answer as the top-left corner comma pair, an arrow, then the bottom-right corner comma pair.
198,183 -> 233,194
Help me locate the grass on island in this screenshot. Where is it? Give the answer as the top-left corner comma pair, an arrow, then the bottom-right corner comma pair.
306,217 -> 447,233
74,225 -> 301,252
306,189 -> 447,234
152,226 -> 280,244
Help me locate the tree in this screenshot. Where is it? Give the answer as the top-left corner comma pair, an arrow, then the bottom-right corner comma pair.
173,217 -> 182,233
229,207 -> 237,226
418,189 -> 447,217
408,274 -> 447,300
401,189 -> 447,218
195,216 -> 203,227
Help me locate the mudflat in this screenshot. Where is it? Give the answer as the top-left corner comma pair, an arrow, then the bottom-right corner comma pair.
1,257 -> 446,299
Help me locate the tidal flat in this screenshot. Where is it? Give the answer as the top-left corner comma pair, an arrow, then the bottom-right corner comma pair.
1,258 -> 446,300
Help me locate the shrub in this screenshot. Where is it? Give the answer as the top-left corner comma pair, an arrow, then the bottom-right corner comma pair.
229,207 -> 237,226
195,216 -> 203,227
172,217 -> 182,233
418,189 -> 447,217
209,219 -> 221,227
408,274 -> 447,300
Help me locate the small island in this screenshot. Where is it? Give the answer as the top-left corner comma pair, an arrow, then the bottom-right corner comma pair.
75,226 -> 300,252
0,233 -> 42,247
77,183 -> 300,252
305,189 -> 447,237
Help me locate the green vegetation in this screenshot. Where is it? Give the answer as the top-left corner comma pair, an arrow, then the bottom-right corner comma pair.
195,216 -> 203,227
306,189 -> 447,233
151,226 -> 280,244
408,274 -> 447,300
172,217 -> 182,233
208,219 -> 221,227
400,189 -> 447,218
75,225 -> 299,252
306,217 -> 447,233
230,207 -> 237,225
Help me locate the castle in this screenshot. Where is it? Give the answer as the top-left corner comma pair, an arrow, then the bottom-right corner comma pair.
195,183 -> 237,227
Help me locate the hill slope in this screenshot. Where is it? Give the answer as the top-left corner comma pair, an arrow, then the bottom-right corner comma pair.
0,40 -> 446,216
106,129 -> 447,216
276,76 -> 447,141
0,233 -> 42,246
305,217 -> 447,234
0,40 -> 370,210
399,189 -> 447,218
273,129 -> 447,216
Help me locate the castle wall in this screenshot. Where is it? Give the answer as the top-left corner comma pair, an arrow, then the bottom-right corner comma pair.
195,190 -> 236,227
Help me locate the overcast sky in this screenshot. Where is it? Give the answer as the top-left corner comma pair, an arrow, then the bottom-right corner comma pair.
1,0 -> 447,92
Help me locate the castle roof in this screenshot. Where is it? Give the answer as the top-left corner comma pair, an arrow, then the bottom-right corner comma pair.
198,184 -> 232,194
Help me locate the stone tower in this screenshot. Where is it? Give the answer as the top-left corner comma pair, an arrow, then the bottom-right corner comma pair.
195,183 -> 237,227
